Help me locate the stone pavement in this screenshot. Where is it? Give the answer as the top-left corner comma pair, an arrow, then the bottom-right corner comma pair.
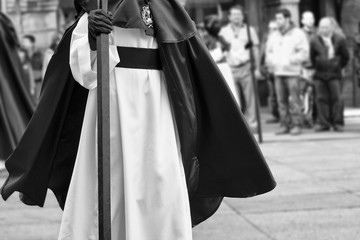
0,108 -> 360,240
193,108 -> 360,240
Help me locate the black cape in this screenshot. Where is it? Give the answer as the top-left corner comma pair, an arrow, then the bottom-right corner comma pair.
0,12 -> 35,159
1,0 -> 276,226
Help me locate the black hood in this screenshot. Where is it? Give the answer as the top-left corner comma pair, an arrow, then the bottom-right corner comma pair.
74,0 -> 196,41
75,0 -> 149,31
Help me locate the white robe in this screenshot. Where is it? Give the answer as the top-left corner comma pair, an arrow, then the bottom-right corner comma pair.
58,14 -> 192,240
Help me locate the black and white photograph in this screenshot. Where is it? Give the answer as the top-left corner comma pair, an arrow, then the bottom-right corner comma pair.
0,0 -> 359,239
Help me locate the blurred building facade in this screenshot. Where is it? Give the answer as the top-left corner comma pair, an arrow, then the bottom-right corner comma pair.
0,0 -> 76,48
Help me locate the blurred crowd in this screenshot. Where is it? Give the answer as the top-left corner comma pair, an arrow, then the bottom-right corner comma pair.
17,31 -> 63,103
0,10 -> 73,159
199,4 -> 350,135
0,2 -> 352,149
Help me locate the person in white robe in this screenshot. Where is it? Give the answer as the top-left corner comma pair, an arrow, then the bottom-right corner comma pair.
58,10 -> 192,240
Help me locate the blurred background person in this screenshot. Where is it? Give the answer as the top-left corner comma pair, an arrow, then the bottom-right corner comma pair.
266,8 -> 309,136
261,19 -> 279,124
18,47 -> 35,97
202,14 -> 240,105
301,11 -> 317,40
41,31 -> 63,97
310,17 -> 349,132
219,4 -> 261,132
21,34 -> 43,102
42,32 -> 63,78
300,11 -> 317,128
0,11 -> 35,160
329,16 -> 347,126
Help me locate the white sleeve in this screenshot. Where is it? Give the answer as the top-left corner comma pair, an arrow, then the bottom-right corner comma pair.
69,13 -> 120,90
290,30 -> 310,64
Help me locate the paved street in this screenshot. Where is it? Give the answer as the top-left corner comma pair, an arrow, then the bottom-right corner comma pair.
1,109 -> 360,240
193,109 -> 360,240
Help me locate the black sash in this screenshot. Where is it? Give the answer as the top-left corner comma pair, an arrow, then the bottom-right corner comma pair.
116,46 -> 161,70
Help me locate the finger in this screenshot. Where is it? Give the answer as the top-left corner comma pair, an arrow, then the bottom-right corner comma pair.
93,15 -> 113,26
93,17 -> 112,26
93,29 -> 112,36
91,21 -> 113,32
93,28 -> 111,36
90,23 -> 112,36
93,26 -> 113,35
94,10 -> 112,21
93,22 -> 113,32
93,9 -> 107,15
92,10 -> 111,18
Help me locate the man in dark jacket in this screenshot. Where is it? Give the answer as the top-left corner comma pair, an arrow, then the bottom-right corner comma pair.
310,17 -> 349,132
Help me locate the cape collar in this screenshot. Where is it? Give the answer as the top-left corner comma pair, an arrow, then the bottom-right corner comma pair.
79,0 -> 152,34
111,0 -> 153,34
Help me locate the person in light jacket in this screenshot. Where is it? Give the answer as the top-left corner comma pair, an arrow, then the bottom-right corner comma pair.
219,4 -> 261,132
266,8 -> 309,135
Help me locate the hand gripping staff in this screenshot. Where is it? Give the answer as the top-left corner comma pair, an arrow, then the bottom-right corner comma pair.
97,0 -> 111,239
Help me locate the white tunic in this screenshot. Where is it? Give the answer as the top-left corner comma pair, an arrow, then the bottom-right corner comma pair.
58,14 -> 192,240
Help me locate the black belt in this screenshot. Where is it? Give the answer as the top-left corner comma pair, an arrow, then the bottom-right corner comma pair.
116,46 -> 162,70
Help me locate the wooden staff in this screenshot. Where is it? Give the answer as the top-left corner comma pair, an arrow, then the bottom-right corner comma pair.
245,13 -> 263,143
97,0 -> 111,239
